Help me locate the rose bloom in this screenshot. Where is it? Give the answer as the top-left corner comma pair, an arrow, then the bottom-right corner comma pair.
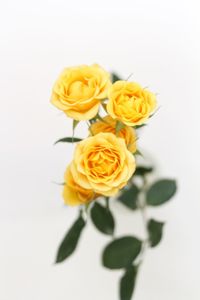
107,81 -> 157,126
51,64 -> 111,121
68,132 -> 136,197
63,164 -> 96,206
89,115 -> 137,153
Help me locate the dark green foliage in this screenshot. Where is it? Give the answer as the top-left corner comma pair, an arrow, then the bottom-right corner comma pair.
55,215 -> 86,263
118,184 -> 139,210
91,202 -> 115,235
120,265 -> 138,300
112,72 -> 121,83
54,137 -> 82,144
147,179 -> 177,206
148,219 -> 164,247
102,236 -> 142,269
134,166 -> 153,176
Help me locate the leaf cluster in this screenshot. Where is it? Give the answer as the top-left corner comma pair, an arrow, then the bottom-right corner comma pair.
55,164 -> 177,300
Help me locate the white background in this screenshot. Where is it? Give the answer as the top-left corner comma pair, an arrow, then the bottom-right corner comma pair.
0,0 -> 200,299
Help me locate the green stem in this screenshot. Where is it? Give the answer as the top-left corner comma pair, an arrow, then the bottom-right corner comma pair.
80,203 -> 90,221
105,197 -> 109,210
136,175 -> 149,266
79,207 -> 84,218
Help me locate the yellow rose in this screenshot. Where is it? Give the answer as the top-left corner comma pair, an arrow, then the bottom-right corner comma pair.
70,132 -> 136,196
107,81 -> 157,126
63,164 -> 96,206
89,116 -> 137,153
51,64 -> 111,121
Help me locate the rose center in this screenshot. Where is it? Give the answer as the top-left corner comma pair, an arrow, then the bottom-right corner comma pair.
87,148 -> 119,178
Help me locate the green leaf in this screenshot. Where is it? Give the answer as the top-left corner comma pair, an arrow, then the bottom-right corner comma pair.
134,149 -> 143,157
120,266 -> 138,300
102,236 -> 142,269
54,137 -> 82,145
112,72 -> 121,83
90,202 -> 115,235
73,119 -> 79,131
116,121 -> 126,134
118,184 -> 139,210
134,124 -> 147,129
101,102 -> 107,113
135,166 -> 153,176
149,107 -> 160,119
148,219 -> 165,247
147,179 -> 177,206
72,120 -> 80,142
55,215 -> 86,263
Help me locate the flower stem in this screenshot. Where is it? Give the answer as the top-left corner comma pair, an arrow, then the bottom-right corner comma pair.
105,197 -> 109,210
136,175 -> 149,266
